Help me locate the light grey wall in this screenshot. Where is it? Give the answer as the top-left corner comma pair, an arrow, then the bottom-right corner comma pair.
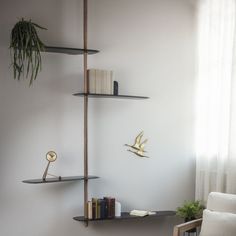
0,0 -> 196,235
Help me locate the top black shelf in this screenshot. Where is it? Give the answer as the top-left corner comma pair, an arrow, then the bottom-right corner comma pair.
43,46 -> 99,55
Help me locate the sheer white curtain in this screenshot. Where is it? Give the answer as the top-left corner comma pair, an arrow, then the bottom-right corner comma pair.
195,0 -> 236,202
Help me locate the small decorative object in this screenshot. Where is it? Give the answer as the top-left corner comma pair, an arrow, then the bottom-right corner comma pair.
130,210 -> 156,217
42,151 -> 61,181
113,81 -> 119,95
176,200 -> 204,233
10,18 -> 47,86
125,131 -> 149,158
115,201 -> 121,217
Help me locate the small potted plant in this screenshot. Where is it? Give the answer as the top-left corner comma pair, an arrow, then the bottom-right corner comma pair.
176,200 -> 204,233
10,18 -> 47,86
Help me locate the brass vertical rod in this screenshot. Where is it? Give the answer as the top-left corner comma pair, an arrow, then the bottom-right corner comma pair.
83,0 -> 89,226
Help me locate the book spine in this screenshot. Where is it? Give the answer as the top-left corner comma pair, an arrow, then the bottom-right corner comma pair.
104,197 -> 115,218
104,70 -> 107,94
100,199 -> 106,219
87,201 -> 93,219
99,69 -> 102,94
95,70 -> 98,94
104,70 -> 108,94
106,71 -> 109,94
92,198 -> 97,219
88,69 -> 96,94
103,197 -> 110,218
107,71 -> 112,94
107,198 -> 111,218
92,69 -> 96,94
111,198 -> 115,218
110,71 -> 114,94
97,199 -> 101,219
104,198 -> 108,219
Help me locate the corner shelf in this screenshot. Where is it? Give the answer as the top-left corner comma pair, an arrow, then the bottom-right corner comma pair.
73,211 -> 176,222
23,175 -> 99,184
73,93 -> 149,100
43,46 -> 99,55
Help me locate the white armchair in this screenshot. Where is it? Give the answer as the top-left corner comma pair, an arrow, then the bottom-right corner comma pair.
173,192 -> 236,236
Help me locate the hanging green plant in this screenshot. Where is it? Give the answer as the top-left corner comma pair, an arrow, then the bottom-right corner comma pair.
10,18 -> 47,86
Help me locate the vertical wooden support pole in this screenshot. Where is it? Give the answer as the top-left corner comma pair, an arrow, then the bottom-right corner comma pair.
83,0 -> 89,227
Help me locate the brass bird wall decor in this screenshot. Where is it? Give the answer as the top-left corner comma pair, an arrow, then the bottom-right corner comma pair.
125,131 -> 149,158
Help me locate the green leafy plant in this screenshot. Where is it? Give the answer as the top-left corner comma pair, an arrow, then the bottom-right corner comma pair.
10,18 -> 47,86
176,200 -> 204,221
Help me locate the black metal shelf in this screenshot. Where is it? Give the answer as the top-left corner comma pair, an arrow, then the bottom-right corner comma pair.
43,46 -> 99,55
23,175 -> 99,184
73,211 -> 176,222
73,93 -> 149,100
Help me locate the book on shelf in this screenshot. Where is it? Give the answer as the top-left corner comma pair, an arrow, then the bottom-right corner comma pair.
104,197 -> 115,218
100,199 -> 107,219
92,198 -> 97,219
88,69 -> 114,95
87,197 -> 116,220
97,199 -> 102,219
87,201 -> 93,219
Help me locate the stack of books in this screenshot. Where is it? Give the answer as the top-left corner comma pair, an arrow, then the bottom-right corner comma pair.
87,197 -> 116,220
88,69 -> 114,94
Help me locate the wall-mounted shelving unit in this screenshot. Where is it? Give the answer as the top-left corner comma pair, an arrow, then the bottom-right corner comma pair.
23,0 -> 176,227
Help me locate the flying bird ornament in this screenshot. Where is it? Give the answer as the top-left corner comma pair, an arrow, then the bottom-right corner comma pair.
125,131 -> 149,158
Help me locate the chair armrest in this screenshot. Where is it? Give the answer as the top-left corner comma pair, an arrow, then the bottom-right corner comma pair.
173,218 -> 202,236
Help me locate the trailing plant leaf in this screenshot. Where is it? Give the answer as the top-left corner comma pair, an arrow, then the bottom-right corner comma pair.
176,200 -> 204,220
10,18 -> 47,86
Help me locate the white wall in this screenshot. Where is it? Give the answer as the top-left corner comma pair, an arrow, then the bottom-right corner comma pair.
0,0 -> 196,235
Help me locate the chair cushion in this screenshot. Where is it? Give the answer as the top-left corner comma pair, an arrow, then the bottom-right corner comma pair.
207,192 -> 236,214
200,209 -> 236,236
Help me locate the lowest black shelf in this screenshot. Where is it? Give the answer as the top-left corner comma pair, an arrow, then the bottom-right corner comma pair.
73,93 -> 149,100
73,211 -> 176,222
43,46 -> 99,55
23,175 -> 99,184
